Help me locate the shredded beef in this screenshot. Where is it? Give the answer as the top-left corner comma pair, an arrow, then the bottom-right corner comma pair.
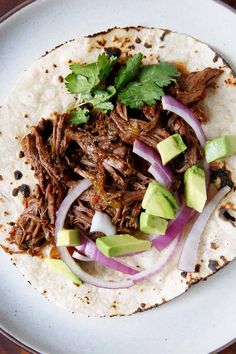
9,66 -> 222,253
173,67 -> 223,106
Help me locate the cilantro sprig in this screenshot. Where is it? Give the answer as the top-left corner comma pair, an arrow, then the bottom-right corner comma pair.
118,82 -> 164,109
115,53 -> 143,90
70,108 -> 90,125
65,54 -> 117,94
117,62 -> 180,109
65,52 -> 180,125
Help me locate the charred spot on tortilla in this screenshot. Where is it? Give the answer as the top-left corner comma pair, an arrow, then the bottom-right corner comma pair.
211,242 -> 219,250
220,255 -> 228,264
19,151 -> 25,158
213,53 -> 220,63
113,35 -> 120,43
87,27 -> 117,38
42,41 -> 72,58
128,44 -> 135,50
224,77 -> 236,86
12,187 -> 19,197
144,41 -> 152,48
53,64 -> 57,68
45,69 -> 49,74
135,37 -> 141,44
160,29 -> 171,41
18,184 -> 30,198
0,175 -> 3,181
219,206 -> 236,226
24,114 -> 28,119
104,47 -> 121,58
58,75 -> 64,83
208,260 -> 219,273
96,39 -> 107,47
210,163 -> 233,188
14,170 -> 22,180
181,271 -> 187,278
194,264 -> 201,272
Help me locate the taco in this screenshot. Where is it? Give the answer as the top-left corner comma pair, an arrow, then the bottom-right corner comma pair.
0,27 -> 236,316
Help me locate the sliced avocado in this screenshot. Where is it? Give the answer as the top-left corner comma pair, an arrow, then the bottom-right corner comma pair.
45,258 -> 82,284
96,234 -> 151,257
142,182 -> 158,210
142,181 -> 178,210
153,182 -> 178,209
184,166 -> 207,212
145,191 -> 175,219
142,182 -> 177,219
140,212 -> 168,234
56,229 -> 80,247
157,133 -> 187,165
205,135 -> 236,163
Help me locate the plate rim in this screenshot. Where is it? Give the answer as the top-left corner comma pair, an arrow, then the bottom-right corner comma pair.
0,0 -> 235,353
0,0 -> 36,24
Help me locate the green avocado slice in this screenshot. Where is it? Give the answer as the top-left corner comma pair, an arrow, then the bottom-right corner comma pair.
56,229 -> 80,247
140,212 -> 168,234
184,166 -> 206,212
205,135 -> 236,163
145,191 -> 175,219
96,234 -> 151,257
45,258 -> 82,285
157,133 -> 187,165
142,182 -> 177,219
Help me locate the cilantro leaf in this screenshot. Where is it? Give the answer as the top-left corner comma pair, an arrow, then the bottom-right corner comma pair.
94,101 -> 114,112
65,73 -> 98,94
115,53 -> 143,90
118,81 -> 164,109
70,108 -> 89,125
97,54 -> 117,82
65,54 -> 117,94
139,62 -> 180,87
89,86 -> 116,113
69,62 -> 97,76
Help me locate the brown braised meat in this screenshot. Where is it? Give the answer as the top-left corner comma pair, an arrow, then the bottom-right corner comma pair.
172,67 -> 223,106
9,67 -> 222,253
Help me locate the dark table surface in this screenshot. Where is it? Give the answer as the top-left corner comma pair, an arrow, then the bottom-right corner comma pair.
0,0 -> 236,353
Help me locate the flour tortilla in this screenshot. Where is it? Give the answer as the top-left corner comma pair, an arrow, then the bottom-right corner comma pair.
0,27 -> 236,316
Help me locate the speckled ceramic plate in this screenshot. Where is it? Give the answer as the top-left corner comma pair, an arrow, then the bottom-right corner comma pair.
0,1 -> 235,353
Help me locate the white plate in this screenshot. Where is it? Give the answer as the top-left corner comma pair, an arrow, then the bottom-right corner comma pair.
0,0 -> 235,353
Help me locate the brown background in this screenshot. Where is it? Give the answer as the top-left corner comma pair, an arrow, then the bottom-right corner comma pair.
0,0 -> 236,353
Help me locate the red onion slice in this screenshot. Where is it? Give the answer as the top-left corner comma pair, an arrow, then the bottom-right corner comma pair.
76,234 -> 139,275
133,139 -> 173,186
90,211 -> 116,236
152,204 -> 195,251
178,186 -> 230,272
161,95 -> 206,148
148,162 -> 172,188
59,247 -> 134,289
72,251 -> 93,262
